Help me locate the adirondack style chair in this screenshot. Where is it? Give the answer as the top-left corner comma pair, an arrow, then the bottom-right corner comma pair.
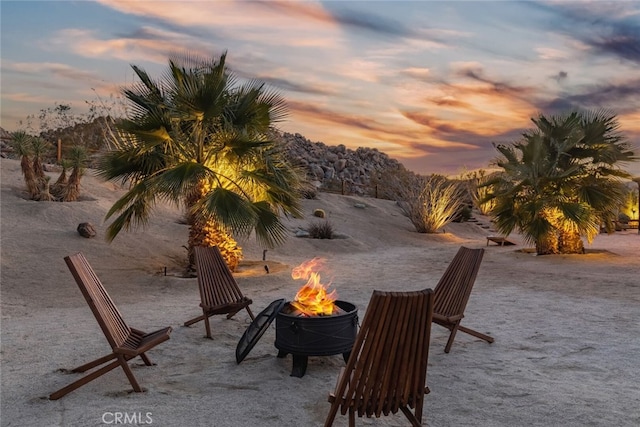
433,246 -> 494,353
325,289 -> 434,427
49,253 -> 172,400
183,246 -> 255,338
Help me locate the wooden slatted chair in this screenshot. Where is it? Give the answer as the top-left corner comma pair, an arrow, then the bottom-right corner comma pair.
49,253 -> 172,400
433,246 -> 494,353
325,289 -> 434,427
183,246 -> 255,339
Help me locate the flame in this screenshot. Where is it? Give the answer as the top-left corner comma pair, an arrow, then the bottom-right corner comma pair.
290,257 -> 338,316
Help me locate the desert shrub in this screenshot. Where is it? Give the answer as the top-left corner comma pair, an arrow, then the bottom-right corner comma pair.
453,205 -> 473,222
398,174 -> 467,233
370,166 -> 420,201
300,185 -> 318,199
307,220 -> 334,239
462,169 -> 497,215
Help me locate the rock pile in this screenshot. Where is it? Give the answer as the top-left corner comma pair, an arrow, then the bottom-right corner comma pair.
279,132 -> 407,196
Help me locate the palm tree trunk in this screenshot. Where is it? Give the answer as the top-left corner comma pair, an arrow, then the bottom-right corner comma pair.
185,180 -> 243,271
558,230 -> 585,254
187,219 -> 242,271
535,232 -> 559,255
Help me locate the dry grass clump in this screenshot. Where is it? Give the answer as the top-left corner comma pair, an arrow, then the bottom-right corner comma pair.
398,175 -> 467,233
307,220 -> 335,239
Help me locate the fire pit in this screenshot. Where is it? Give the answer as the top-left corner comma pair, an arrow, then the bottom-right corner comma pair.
235,257 -> 358,377
275,300 -> 357,377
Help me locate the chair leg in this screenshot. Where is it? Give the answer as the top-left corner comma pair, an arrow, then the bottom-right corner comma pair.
139,353 -> 154,366
183,314 -> 206,327
225,309 -> 241,320
324,401 -> 340,427
184,311 -> 213,338
117,355 -> 144,392
457,325 -> 495,343
400,406 -> 422,427
246,306 -> 255,320
71,353 -> 117,373
444,324 -> 460,353
203,313 -> 212,339
349,407 -> 355,427
50,359 -> 121,400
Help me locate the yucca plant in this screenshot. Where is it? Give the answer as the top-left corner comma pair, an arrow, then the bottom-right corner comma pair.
62,146 -> 88,202
36,176 -> 54,202
50,158 -> 71,200
10,131 -> 39,198
30,137 -> 49,181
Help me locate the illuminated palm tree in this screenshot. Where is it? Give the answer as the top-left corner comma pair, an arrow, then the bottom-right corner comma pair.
484,111 -> 636,254
96,52 -> 303,270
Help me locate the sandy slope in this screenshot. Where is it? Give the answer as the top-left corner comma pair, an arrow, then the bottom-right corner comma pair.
1,158 -> 639,427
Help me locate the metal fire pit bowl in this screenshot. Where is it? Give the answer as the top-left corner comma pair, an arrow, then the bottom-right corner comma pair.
275,300 -> 358,377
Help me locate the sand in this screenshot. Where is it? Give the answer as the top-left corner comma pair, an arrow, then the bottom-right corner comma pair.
1,157 -> 639,427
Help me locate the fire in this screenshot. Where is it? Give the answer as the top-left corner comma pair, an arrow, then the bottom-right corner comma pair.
290,257 -> 338,316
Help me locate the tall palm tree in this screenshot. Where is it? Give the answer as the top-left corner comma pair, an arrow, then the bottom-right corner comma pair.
484,111 -> 636,254
96,52 -> 303,270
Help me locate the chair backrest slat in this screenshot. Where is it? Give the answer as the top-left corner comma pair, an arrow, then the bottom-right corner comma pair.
65,253 -> 131,349
336,289 -> 434,418
194,246 -> 245,307
433,247 -> 484,318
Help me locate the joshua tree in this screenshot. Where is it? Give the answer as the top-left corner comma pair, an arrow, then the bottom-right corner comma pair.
97,52 -> 303,270
484,110 -> 636,254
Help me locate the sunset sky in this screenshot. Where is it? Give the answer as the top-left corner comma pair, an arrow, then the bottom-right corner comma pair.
2,1 -> 639,176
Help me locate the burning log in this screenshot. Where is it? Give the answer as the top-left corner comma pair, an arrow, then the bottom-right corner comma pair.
285,305 -> 345,317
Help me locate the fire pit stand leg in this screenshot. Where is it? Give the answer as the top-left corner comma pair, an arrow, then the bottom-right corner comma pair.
290,354 -> 308,378
276,350 -> 308,377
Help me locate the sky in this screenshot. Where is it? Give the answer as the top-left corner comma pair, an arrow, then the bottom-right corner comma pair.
1,0 -> 639,176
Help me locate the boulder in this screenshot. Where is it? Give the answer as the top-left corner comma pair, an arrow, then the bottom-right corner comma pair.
77,222 -> 97,238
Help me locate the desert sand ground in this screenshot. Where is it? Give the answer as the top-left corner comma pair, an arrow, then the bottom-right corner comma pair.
1,157 -> 639,427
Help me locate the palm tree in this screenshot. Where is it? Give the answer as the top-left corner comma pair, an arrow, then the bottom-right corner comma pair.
96,52 -> 303,270
484,111 -> 636,254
